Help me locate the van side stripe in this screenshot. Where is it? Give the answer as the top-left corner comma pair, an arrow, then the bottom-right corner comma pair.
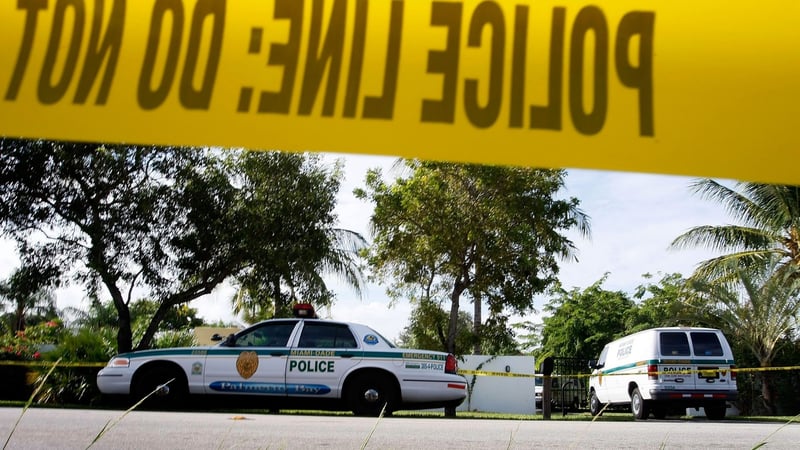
598,359 -> 735,375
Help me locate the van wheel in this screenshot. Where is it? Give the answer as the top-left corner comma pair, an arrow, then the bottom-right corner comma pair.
704,402 -> 726,420
630,388 -> 649,420
589,390 -> 603,416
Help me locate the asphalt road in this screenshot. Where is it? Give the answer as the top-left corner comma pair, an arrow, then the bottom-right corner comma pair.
2,407 -> 799,449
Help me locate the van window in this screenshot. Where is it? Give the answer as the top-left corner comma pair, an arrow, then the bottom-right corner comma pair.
597,345 -> 609,367
659,332 -> 690,356
690,332 -> 724,356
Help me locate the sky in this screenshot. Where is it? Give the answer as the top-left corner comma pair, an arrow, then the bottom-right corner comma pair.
0,153 -> 736,343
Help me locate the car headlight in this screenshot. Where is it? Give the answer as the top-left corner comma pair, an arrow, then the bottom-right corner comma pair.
107,357 -> 130,368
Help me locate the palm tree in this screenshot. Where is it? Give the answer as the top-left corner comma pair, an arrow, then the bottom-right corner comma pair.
687,257 -> 800,414
231,226 -> 367,322
0,266 -> 59,332
671,180 -> 800,282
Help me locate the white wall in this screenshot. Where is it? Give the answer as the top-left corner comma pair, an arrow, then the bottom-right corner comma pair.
457,355 -> 536,414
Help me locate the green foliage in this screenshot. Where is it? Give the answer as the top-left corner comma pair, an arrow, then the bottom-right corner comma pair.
624,272 -> 698,332
511,320 -> 542,355
47,327 -> 116,363
477,315 -> 519,355
669,179 -> 800,415
357,159 -> 590,354
0,320 -> 63,361
151,330 -> 197,349
0,332 -> 41,361
34,328 -> 116,405
0,140 -> 364,353
33,367 -> 101,405
227,151 -> 366,319
397,299 -> 474,352
687,260 -> 800,368
671,180 -> 800,282
541,276 -> 634,360
0,265 -> 59,333
130,300 -> 204,332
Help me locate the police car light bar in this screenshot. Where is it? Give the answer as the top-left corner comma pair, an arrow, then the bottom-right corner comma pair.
293,303 -> 317,318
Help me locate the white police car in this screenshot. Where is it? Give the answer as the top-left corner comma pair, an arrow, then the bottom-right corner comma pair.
97,304 -> 467,416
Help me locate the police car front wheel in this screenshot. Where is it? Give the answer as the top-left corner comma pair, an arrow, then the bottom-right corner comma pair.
132,364 -> 188,410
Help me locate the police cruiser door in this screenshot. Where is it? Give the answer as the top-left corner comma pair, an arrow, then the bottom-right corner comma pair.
286,321 -> 362,399
203,320 -> 298,396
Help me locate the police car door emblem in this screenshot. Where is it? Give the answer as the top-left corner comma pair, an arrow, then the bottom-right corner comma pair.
236,351 -> 259,379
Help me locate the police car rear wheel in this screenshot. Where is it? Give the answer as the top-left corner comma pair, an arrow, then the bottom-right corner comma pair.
347,373 -> 397,417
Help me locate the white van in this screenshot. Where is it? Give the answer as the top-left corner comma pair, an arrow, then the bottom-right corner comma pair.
588,327 -> 737,420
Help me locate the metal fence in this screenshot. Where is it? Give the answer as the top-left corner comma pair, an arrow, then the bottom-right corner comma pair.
551,357 -> 591,413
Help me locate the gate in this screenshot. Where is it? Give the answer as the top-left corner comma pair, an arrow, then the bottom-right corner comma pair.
552,357 -> 590,413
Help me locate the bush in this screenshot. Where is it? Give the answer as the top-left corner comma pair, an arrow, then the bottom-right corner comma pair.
46,327 -> 116,363
0,321 -> 64,401
31,328 -> 117,405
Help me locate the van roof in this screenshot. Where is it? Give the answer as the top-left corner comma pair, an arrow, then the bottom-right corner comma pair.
629,326 -> 720,334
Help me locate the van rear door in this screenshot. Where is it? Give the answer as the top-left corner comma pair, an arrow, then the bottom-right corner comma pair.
657,331 -> 696,389
689,331 -> 735,392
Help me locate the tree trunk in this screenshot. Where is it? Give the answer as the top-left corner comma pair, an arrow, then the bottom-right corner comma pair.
137,301 -> 174,350
445,281 -> 465,418
473,294 -> 482,355
114,301 -> 133,354
446,285 -> 463,355
761,370 -> 776,415
272,275 -> 289,318
104,279 -> 132,353
14,304 -> 25,332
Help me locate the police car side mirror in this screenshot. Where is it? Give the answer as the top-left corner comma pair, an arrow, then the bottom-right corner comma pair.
588,360 -> 603,370
221,333 -> 236,347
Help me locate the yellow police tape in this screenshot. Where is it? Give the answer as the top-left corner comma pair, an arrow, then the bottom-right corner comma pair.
459,366 -> 800,378
1,1 -> 800,185
0,360 -> 107,368
2,360 -> 799,377
459,369 -> 535,378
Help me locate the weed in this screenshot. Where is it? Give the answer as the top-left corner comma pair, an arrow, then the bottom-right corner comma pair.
359,402 -> 387,450
86,377 -> 175,449
2,358 -> 62,450
751,411 -> 800,450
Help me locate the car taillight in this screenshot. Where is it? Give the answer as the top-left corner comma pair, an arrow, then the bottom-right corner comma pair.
445,354 -> 458,374
648,364 -> 658,380
730,365 -> 737,381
